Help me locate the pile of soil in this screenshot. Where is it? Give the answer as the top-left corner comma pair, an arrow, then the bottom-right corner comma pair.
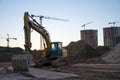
0,46 -> 23,62
65,40 -> 100,64
96,46 -> 110,56
101,43 -> 120,63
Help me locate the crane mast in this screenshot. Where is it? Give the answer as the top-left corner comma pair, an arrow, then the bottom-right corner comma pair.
0,33 -> 17,47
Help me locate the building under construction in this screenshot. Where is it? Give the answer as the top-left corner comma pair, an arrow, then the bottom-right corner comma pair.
81,29 -> 98,48
103,27 -> 120,47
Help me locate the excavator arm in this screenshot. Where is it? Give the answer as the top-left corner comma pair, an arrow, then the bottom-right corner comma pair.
24,12 -> 51,56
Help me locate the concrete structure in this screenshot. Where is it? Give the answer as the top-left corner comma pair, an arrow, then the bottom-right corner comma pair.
81,29 -> 98,48
103,27 -> 120,47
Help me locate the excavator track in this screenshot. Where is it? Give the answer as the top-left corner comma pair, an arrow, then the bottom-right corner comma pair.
51,57 -> 68,67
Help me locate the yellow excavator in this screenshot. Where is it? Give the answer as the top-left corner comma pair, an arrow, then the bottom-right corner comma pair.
24,12 -> 68,67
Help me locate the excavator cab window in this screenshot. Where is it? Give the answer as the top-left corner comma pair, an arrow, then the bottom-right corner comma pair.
58,42 -> 62,49
51,44 -> 55,50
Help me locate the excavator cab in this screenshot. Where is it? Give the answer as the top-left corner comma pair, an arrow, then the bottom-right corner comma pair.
50,42 -> 67,58
49,42 -> 68,66
50,42 -> 63,57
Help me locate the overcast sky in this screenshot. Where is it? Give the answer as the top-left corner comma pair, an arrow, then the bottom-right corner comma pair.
0,0 -> 120,49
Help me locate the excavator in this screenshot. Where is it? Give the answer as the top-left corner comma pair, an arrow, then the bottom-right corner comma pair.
24,12 -> 68,67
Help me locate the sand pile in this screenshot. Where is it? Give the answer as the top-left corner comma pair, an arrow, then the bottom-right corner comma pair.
65,40 -> 99,64
101,43 -> 120,63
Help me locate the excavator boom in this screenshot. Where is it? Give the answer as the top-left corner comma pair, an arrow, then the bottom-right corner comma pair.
24,12 -> 51,55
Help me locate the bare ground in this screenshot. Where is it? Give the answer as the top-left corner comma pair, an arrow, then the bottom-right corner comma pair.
53,64 -> 120,80
0,62 -> 120,80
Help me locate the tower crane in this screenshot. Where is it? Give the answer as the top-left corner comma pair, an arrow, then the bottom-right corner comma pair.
81,21 -> 93,30
31,14 -> 69,50
31,14 -> 69,25
108,22 -> 120,27
0,33 -> 17,47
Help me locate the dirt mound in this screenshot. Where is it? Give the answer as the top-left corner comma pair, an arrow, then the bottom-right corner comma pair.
96,46 -> 110,56
65,40 -> 99,64
0,46 -> 23,62
101,43 -> 120,63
